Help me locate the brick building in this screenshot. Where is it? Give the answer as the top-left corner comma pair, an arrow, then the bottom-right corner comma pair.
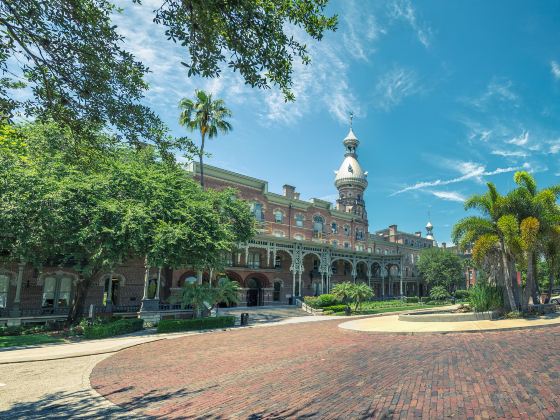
0,127 -> 434,325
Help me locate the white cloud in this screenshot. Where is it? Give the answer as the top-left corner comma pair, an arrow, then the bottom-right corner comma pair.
552,61 -> 560,80
391,161 -> 521,196
506,130 -> 529,146
342,1 -> 386,61
549,139 -> 560,154
425,190 -> 466,203
389,0 -> 432,48
491,150 -> 528,158
375,67 -> 421,111
466,78 -> 519,110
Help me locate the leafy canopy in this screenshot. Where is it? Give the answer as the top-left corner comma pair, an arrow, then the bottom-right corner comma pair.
417,247 -> 464,291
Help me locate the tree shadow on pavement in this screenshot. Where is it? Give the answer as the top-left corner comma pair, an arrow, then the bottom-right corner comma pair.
1,385 -> 198,419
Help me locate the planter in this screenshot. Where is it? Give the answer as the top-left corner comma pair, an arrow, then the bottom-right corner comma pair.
398,310 -> 500,322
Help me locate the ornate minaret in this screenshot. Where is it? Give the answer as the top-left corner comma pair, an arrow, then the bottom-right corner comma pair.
426,221 -> 434,240
334,115 -> 368,221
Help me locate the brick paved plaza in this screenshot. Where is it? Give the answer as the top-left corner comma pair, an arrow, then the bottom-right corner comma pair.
91,320 -> 560,419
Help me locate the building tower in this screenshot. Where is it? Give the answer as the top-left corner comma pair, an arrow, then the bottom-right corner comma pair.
426,221 -> 434,241
334,122 -> 368,221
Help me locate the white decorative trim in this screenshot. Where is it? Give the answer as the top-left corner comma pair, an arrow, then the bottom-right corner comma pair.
37,270 -> 78,287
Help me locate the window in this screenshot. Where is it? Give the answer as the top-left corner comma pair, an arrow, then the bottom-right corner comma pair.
344,262 -> 351,275
343,225 -> 350,237
275,255 -> 282,268
274,210 -> 284,223
251,202 -> 264,221
42,274 -> 73,308
295,214 -> 304,227
313,215 -> 324,236
223,252 -> 233,266
0,273 -> 9,308
367,247 -> 372,254
384,249 -> 388,255
313,259 -> 319,270
294,233 -> 304,241
331,222 -> 338,234
356,244 -> 364,252
344,241 -> 350,249
332,240 -> 338,248
273,230 -> 285,238
248,252 -> 261,269
356,229 -> 364,240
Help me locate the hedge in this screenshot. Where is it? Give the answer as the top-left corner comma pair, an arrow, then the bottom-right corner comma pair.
83,318 -> 144,339
405,297 -> 419,303
322,304 -> 348,313
157,316 -> 235,333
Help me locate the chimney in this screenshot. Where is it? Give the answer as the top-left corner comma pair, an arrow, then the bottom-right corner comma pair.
389,225 -> 397,236
294,192 -> 300,200
283,184 -> 296,199
415,231 -> 422,237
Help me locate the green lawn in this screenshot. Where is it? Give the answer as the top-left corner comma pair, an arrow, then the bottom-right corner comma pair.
0,334 -> 65,348
334,301 -> 448,316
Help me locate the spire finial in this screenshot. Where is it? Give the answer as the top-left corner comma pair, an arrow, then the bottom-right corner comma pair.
349,111 -> 354,129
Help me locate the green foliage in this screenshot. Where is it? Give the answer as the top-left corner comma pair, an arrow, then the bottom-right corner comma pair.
155,1 -> 337,101
429,285 -> 450,301
454,289 -> 470,300
212,279 -> 241,313
83,318 -> 144,339
0,334 -> 64,348
468,282 -> 502,312
349,283 -> 374,310
179,90 -> 232,188
156,316 -> 235,333
0,0 -> 174,148
404,296 -> 419,303
331,282 -> 354,305
321,304 -> 347,313
304,294 -> 340,308
178,282 -> 214,317
0,121 -> 255,323
0,326 -> 23,336
417,247 -> 464,290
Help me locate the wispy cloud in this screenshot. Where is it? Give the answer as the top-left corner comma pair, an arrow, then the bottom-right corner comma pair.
391,161 -> 521,196
389,0 -> 432,48
506,130 -> 529,146
425,190 -> 466,202
342,1 -> 386,61
465,78 -> 519,111
375,67 -> 421,111
552,61 -> 560,80
491,150 -> 528,158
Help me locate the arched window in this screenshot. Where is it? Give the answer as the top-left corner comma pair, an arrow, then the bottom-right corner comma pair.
355,228 -> 364,240
295,214 -> 304,227
294,233 -> 304,241
274,210 -> 284,223
344,241 -> 350,249
0,273 -> 9,309
343,224 -> 350,237
313,215 -> 324,237
275,255 -> 282,268
102,274 -> 125,305
273,230 -> 285,238
331,221 -> 338,234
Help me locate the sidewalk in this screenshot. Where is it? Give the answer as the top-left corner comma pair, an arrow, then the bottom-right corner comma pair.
339,311 -> 560,334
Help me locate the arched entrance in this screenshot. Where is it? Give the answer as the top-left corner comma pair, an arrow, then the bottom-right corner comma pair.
246,277 -> 263,306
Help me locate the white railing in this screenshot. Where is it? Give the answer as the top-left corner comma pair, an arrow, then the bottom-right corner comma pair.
295,298 -> 324,315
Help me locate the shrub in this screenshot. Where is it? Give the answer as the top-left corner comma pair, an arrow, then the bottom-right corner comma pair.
405,297 -> 419,303
429,285 -> 449,301
83,318 -> 144,339
420,297 -> 431,303
321,304 -> 347,313
454,289 -> 470,300
316,294 -> 339,307
157,316 -> 235,333
469,282 -> 502,312
303,296 -> 321,308
0,326 -> 22,336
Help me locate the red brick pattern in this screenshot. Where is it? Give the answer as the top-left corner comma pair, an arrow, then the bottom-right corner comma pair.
91,320 -> 560,419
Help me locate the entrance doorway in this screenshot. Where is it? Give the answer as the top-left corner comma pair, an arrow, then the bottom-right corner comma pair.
246,277 -> 263,306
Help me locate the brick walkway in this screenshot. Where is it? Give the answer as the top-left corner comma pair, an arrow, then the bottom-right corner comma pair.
91,320 -> 560,419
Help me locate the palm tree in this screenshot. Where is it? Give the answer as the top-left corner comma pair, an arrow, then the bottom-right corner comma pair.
180,282 -> 214,318
331,282 -> 354,312
452,182 -> 519,311
179,90 -> 232,189
506,171 -> 560,309
349,283 -> 374,311
212,278 -> 240,315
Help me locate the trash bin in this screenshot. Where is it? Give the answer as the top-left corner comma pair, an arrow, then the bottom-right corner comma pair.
240,312 -> 249,326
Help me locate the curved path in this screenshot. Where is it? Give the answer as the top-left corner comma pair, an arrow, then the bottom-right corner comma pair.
91,318 -> 560,419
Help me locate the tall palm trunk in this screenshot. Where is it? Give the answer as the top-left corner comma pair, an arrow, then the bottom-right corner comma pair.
199,131 -> 206,189
523,252 -> 535,311
500,240 -> 517,311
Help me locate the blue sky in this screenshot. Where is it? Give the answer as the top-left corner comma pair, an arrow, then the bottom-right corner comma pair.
116,0 -> 560,244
